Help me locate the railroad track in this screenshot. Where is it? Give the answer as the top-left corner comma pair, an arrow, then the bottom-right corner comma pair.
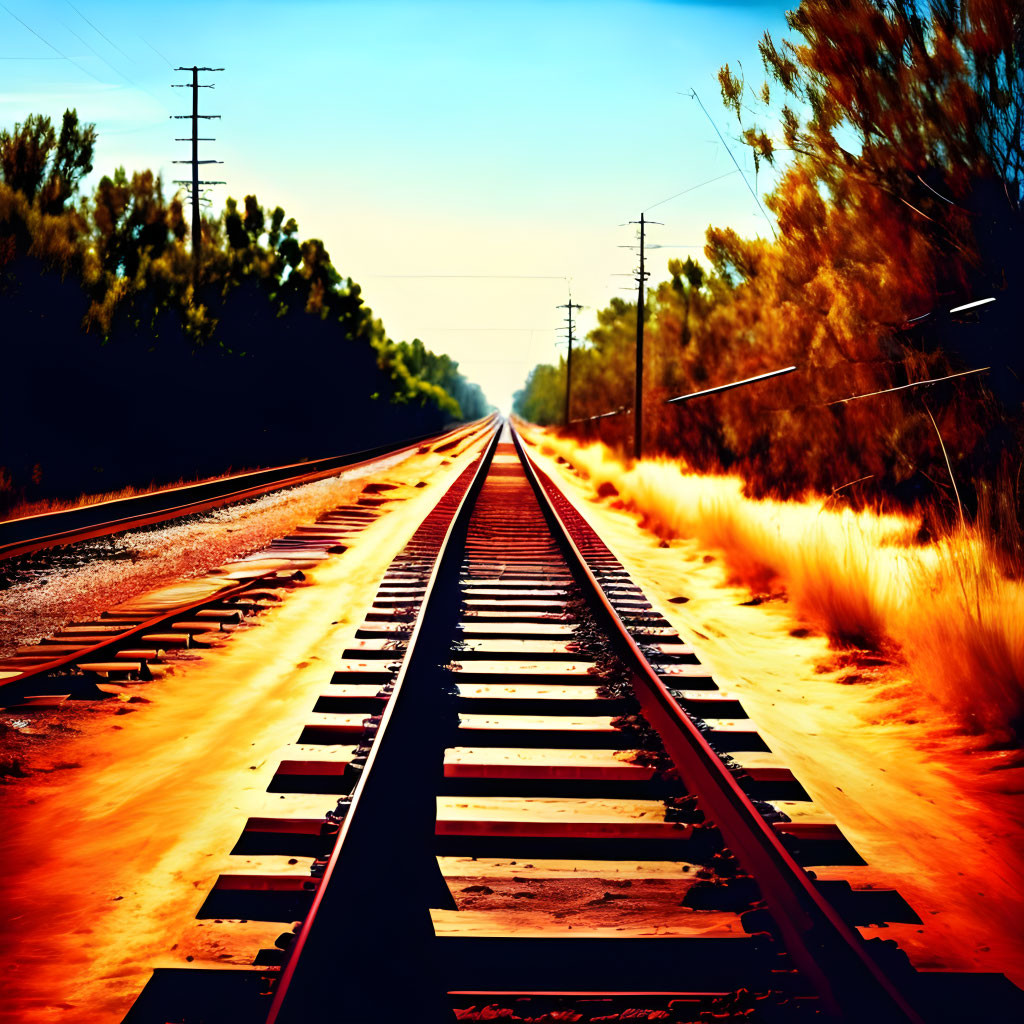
0,418 -> 495,707
0,418 -> 491,562
108,420 -> 1021,1022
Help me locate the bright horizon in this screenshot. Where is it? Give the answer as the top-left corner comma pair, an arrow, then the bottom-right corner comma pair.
0,0 -> 791,412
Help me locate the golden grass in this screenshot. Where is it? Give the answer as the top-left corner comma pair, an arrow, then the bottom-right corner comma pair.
899,537 -> 1024,737
525,428 -> 1024,741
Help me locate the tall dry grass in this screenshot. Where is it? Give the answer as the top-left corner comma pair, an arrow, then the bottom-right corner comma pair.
526,430 -> 1024,742
898,538 -> 1024,739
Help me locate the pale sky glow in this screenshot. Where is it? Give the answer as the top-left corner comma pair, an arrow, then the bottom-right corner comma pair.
1,0 -> 791,412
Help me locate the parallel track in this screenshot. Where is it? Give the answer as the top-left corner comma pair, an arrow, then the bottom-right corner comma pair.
112,421 -> 1021,1023
0,417 -> 493,561
0,417 -> 495,706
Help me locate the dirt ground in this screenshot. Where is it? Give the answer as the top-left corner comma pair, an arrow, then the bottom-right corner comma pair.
2,424 -> 1021,1022
522,438 -> 1024,990
0,448 -> 421,659
0,428 -> 490,1024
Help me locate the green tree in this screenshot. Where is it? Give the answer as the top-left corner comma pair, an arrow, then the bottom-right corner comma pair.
513,362 -> 566,425
1,116 -> 491,510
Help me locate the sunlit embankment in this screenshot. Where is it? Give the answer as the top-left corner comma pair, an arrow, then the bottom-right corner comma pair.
0,425 -> 493,1024
520,428 -> 1024,743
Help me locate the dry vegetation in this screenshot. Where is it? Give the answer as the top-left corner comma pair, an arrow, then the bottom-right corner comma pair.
515,2 -> 1024,562
523,428 -> 1024,743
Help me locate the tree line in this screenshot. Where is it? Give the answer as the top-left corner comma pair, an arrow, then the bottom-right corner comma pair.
0,110 -> 488,512
514,0 -> 1023,554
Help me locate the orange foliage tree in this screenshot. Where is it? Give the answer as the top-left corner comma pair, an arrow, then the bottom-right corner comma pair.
515,0 -> 1022,545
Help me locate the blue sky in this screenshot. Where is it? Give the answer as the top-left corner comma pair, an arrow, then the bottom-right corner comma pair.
1,0 -> 792,410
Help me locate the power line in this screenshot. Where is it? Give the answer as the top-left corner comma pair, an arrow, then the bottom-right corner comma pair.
0,2 -> 105,84
138,34 -> 173,68
687,88 -> 778,241
64,0 -> 135,64
101,123 -> 168,136
644,169 -> 741,212
171,65 -> 225,288
420,327 -> 556,332
826,367 -> 990,407
7,5 -> 164,107
61,22 -> 154,98
571,406 -> 630,424
949,296 -> 996,314
666,365 -> 798,404
360,274 -> 568,280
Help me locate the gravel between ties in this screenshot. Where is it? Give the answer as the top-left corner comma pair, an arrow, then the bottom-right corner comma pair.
0,453 -> 408,659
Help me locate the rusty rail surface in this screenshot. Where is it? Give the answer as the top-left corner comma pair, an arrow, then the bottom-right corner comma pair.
116,419 -> 1021,1024
0,415 -> 497,561
511,425 -> 925,1024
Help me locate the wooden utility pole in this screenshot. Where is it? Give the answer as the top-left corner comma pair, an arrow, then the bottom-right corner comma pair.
172,66 -> 224,288
557,294 -> 583,426
628,213 -> 659,459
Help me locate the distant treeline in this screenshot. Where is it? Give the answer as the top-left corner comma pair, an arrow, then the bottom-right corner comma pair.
514,0 -> 1023,553
0,111 -> 489,512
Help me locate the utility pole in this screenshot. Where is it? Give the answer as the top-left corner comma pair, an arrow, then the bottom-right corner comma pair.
557,293 -> 583,426
628,213 -> 660,459
172,66 -> 224,289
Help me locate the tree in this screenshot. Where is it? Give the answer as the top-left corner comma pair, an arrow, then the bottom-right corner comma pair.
720,1 -> 1024,401
0,109 -> 95,214
513,362 -> 565,425
1,112 -> 489,511
668,256 -> 706,348
516,2 -> 1021,539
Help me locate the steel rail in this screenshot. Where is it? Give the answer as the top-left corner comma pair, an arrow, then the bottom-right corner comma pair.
0,415 -> 498,561
0,565 -> 291,703
265,422 -> 502,1024
511,424 -> 925,1024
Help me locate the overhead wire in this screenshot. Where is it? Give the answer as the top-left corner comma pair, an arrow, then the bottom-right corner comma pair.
644,169 -> 740,212
360,274 -> 568,281
687,87 -> 778,240
0,2 -> 106,84
138,34 -> 173,69
64,0 -> 135,64
61,21 -> 162,102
